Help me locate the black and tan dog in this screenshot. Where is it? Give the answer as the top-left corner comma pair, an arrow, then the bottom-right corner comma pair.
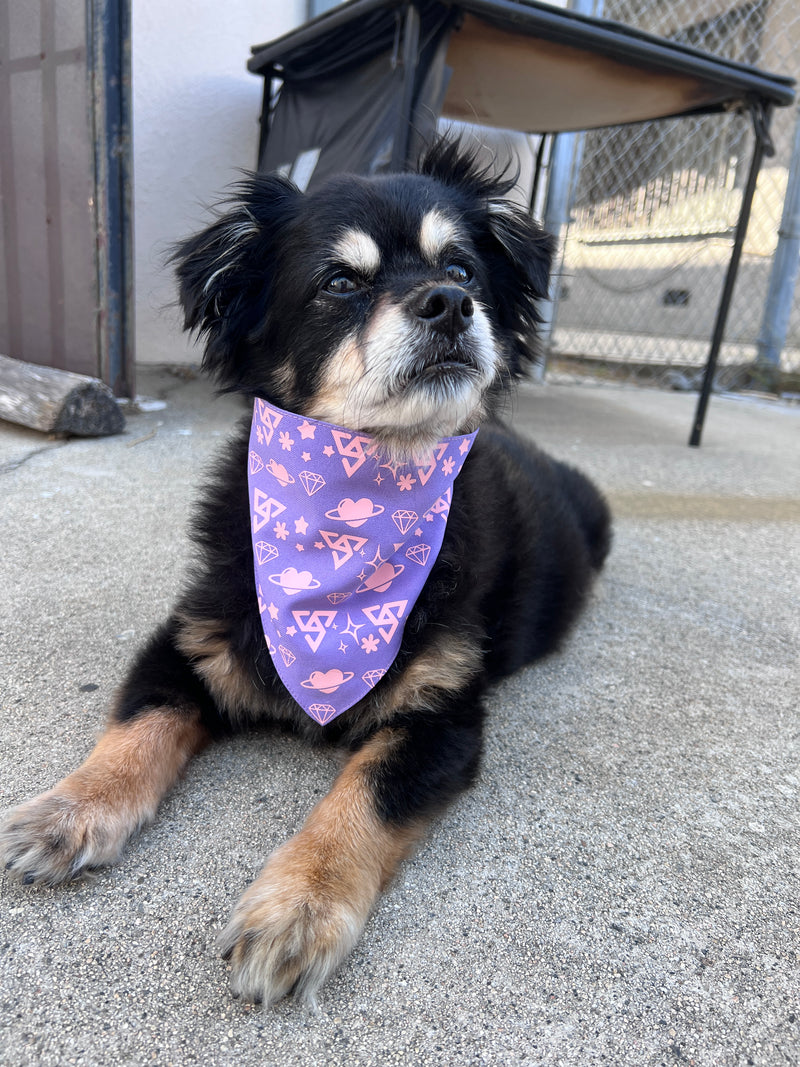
1,141 -> 610,1005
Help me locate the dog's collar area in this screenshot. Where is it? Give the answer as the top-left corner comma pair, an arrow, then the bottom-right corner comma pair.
354,421 -> 482,469
250,398 -> 377,444
247,397 -> 478,724
260,396 -> 478,467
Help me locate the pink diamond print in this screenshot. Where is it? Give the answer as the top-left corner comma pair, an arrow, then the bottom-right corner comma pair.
299,470 -> 326,497
278,645 -> 295,667
249,450 -> 264,474
327,592 -> 352,605
308,703 -> 339,724
362,668 -> 386,689
255,541 -> 279,565
405,543 -> 431,567
391,509 -> 418,535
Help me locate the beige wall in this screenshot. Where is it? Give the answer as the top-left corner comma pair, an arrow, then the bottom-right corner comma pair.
133,0 -> 304,369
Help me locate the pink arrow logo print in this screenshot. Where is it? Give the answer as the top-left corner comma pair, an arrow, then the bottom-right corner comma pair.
252,490 -> 286,532
331,430 -> 375,477
415,442 -> 448,485
255,400 -> 283,445
362,600 -> 408,643
319,530 -> 369,569
247,398 -> 477,724
291,609 -> 338,652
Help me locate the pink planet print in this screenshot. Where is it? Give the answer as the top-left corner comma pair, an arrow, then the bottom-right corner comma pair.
324,497 -> 385,528
300,668 -> 355,694
265,459 -> 294,486
356,561 -> 404,593
268,566 -> 321,595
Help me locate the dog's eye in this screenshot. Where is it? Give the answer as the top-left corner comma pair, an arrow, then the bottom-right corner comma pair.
445,263 -> 472,285
324,273 -> 360,295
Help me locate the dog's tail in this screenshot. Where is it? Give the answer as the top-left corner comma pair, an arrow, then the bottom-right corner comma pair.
556,463 -> 612,572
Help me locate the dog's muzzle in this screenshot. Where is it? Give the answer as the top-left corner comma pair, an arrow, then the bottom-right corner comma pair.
409,285 -> 474,343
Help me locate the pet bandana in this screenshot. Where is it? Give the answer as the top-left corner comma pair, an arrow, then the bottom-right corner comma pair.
247,398 -> 478,725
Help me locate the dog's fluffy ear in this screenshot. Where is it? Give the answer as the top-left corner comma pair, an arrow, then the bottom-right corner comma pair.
486,198 -> 554,305
483,197 -> 555,374
171,174 -> 300,388
420,138 -> 555,375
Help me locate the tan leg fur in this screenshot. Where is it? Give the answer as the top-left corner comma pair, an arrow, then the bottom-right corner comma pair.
219,727 -> 420,1006
0,708 -> 208,885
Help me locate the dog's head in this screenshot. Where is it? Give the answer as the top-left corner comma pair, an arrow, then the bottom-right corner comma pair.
173,139 -> 553,458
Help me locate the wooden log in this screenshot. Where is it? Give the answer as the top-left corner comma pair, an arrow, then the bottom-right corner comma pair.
0,354 -> 125,436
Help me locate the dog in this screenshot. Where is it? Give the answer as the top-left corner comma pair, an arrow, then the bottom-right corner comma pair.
1,140 -> 610,1006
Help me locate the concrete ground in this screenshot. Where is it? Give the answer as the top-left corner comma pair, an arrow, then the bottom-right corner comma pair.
0,367 -> 798,1067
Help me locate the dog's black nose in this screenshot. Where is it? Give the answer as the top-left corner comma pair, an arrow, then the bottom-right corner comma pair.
412,286 -> 474,339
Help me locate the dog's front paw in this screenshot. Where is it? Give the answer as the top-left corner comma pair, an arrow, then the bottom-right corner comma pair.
1,789 -> 132,886
219,837 -> 372,1007
2,714 -> 208,888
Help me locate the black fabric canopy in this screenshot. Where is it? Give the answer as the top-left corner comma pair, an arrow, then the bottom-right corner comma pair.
248,0 -> 794,443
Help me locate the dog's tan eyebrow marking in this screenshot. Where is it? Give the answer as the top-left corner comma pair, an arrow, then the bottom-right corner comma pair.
419,209 -> 463,264
331,229 -> 381,276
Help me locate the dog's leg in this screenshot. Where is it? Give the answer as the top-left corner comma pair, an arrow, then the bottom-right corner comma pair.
0,622 -> 211,885
219,698 -> 484,1007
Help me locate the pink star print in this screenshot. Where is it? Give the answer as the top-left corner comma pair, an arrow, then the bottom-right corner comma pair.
361,633 -> 379,654
298,420 -> 316,440
301,452 -> 311,462
295,516 -> 309,535
459,438 -> 471,454
323,445 -> 334,457
268,602 -> 279,620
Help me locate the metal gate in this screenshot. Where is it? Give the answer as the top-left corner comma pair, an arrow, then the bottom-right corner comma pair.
551,0 -> 800,391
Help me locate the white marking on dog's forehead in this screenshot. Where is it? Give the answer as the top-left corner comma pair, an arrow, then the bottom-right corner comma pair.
331,229 -> 381,275
419,209 -> 463,264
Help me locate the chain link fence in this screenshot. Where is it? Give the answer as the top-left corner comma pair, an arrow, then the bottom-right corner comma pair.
549,0 -> 800,393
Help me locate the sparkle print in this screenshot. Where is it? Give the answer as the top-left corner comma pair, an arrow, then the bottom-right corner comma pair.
248,398 -> 477,724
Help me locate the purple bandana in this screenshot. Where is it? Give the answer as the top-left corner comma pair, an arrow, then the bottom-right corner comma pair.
247,398 -> 478,724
